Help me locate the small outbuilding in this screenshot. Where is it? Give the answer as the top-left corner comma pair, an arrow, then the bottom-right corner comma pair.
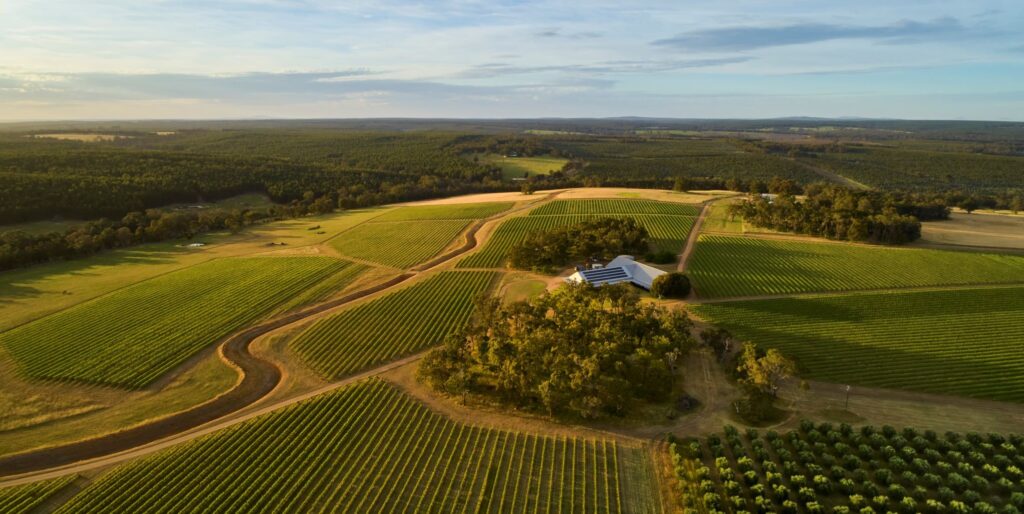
565,255 -> 666,290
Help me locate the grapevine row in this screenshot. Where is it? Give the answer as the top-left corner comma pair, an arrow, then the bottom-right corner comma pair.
292,271 -> 499,379
688,235 -> 1024,299
57,379 -> 658,513
0,256 -> 349,388
330,219 -> 471,269
692,286 -> 1024,402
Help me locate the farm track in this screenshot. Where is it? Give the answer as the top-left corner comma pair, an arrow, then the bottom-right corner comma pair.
677,202 -> 708,272
0,192 -> 559,482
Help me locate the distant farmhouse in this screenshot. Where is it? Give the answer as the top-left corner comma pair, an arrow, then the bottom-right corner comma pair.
565,255 -> 666,290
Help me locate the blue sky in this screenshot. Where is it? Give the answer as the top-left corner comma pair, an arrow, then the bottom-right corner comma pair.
1,0 -> 1022,120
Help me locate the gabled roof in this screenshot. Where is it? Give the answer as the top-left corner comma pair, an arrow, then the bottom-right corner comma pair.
565,255 -> 667,290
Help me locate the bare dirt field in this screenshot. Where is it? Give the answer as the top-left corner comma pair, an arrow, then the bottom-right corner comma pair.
920,212 -> 1024,250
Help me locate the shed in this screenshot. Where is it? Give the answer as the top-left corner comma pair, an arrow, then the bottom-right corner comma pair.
565,255 -> 666,290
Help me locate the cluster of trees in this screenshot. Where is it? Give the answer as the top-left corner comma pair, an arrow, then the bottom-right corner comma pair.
419,283 -> 696,419
731,342 -> 797,424
729,186 -> 940,244
651,272 -> 692,299
507,217 -> 650,271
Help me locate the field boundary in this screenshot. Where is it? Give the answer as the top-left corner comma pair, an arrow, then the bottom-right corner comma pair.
0,190 -> 566,481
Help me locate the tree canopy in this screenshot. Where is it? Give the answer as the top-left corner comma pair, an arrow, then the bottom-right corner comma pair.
507,217 -> 649,271
419,282 -> 696,419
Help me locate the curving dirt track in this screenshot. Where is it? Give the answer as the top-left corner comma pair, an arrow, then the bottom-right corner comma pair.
0,194 -> 548,479
0,272 -> 414,477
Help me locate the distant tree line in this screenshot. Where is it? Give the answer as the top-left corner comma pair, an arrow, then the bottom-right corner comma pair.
0,176 -> 508,271
728,185 -> 947,244
507,217 -> 649,271
419,283 -> 696,419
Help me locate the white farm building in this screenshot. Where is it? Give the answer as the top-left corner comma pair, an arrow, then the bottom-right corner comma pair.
565,255 -> 666,290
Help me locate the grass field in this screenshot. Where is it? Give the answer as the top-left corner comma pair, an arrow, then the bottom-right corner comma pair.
58,379 -> 662,513
0,207 -> 388,332
673,423 -> 1024,514
459,199 -> 697,269
0,474 -> 77,514
475,154 -> 569,180
692,286 -> 1024,401
329,219 -> 470,268
0,256 -> 348,388
292,271 -> 498,379
920,213 -> 1024,251
371,202 -> 513,222
688,235 -> 1024,298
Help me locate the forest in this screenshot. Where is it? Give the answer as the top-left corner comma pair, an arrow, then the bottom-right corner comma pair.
1,121 -> 1022,271
728,185 -> 952,244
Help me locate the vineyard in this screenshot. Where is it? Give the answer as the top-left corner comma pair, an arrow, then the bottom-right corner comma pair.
292,271 -> 498,379
0,256 -> 348,388
58,379 -> 661,514
0,475 -> 76,514
530,199 -> 700,216
329,219 -> 470,268
672,423 -> 1024,514
270,262 -> 369,315
688,235 -> 1024,298
459,199 -> 697,268
546,138 -> 820,183
690,286 -> 1024,402
371,202 -> 514,222
805,146 -> 1024,192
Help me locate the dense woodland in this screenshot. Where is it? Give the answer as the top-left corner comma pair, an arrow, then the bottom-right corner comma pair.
419,283 -> 696,419
728,186 -> 953,244
1,121 -> 1022,270
507,217 -> 650,271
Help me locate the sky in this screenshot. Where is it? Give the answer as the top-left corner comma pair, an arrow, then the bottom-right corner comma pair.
1,0 -> 1022,121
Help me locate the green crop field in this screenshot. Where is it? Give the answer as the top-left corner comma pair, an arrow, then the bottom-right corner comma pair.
0,475 -> 76,514
459,199 -> 697,268
270,262 -> 369,315
691,286 -> 1024,401
0,256 -> 349,388
688,235 -> 1024,298
371,202 -> 514,222
530,199 -> 699,216
672,423 -> 1024,514
292,271 -> 498,379
329,219 -> 470,268
475,154 -> 569,180
58,380 -> 661,514
805,146 -> 1024,192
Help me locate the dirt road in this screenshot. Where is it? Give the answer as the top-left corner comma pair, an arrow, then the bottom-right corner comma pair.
677,202 -> 709,272
0,193 -> 558,481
